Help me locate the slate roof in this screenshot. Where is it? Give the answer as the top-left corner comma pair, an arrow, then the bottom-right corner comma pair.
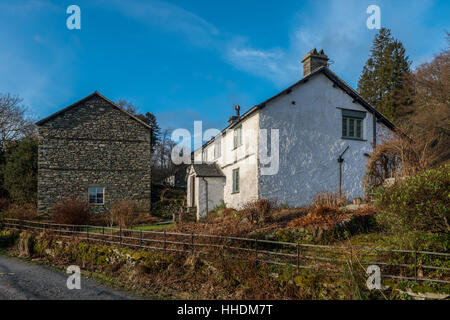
35,91 -> 152,130
191,163 -> 225,177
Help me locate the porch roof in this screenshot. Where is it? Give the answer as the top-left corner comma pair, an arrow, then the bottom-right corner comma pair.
191,163 -> 225,177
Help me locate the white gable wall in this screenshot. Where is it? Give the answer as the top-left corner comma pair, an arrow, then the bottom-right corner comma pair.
258,73 -> 377,207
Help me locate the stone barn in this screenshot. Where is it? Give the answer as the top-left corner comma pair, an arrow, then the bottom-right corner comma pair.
36,91 -> 152,215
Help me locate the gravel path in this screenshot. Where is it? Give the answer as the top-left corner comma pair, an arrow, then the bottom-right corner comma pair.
0,255 -> 140,300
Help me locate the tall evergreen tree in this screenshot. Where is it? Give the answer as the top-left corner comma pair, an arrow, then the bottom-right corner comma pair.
136,112 -> 161,151
2,137 -> 38,203
358,28 -> 412,120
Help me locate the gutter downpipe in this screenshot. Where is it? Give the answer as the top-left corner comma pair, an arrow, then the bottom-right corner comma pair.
338,146 -> 350,199
201,177 -> 208,219
372,101 -> 377,147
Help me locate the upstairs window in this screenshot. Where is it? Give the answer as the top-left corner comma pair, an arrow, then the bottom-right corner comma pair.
88,187 -> 104,204
202,148 -> 208,163
214,138 -> 221,159
232,168 -> 240,194
233,125 -> 242,149
342,109 -> 366,140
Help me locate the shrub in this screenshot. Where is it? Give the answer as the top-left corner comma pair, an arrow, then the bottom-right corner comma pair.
109,200 -> 140,228
2,203 -> 37,220
364,130 -> 437,193
375,164 -> 449,233
312,191 -> 347,209
239,199 -> 277,224
0,198 -> 10,213
0,230 -> 19,248
51,197 -> 91,225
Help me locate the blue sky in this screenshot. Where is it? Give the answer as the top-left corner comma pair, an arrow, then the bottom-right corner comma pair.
0,0 -> 448,135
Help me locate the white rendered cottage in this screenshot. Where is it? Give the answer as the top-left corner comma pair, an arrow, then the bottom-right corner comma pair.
187,49 -> 395,220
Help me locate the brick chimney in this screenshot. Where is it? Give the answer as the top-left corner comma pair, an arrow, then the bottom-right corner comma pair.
228,105 -> 240,125
301,49 -> 329,77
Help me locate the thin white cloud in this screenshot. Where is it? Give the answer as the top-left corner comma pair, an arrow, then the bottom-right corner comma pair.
222,0 -> 447,87
224,40 -> 297,87
99,0 -> 449,89
105,0 -> 220,47
2,0 -> 447,117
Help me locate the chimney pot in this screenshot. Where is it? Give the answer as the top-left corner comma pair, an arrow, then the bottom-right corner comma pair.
235,105 -> 240,117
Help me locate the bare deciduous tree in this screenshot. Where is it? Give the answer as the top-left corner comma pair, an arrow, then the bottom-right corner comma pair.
0,93 -> 36,150
399,33 -> 450,166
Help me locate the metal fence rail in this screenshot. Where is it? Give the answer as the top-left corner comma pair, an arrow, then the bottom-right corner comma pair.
1,218 -> 449,284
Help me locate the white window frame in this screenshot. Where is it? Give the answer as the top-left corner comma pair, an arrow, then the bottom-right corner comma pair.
214,138 -> 221,159
233,125 -> 242,149
88,187 -> 105,205
202,148 -> 208,164
232,168 -> 240,194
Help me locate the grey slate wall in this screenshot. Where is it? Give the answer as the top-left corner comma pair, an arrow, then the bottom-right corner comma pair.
37,95 -> 151,215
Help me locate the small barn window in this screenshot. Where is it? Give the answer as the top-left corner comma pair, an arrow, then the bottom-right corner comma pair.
202,148 -> 208,163
232,168 -> 240,194
341,109 -> 366,140
88,187 -> 104,204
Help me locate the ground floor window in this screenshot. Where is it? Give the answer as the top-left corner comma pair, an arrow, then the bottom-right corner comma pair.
232,168 -> 240,193
88,187 -> 104,204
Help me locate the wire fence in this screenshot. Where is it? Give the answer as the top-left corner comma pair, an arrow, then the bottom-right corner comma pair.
1,218 -> 449,284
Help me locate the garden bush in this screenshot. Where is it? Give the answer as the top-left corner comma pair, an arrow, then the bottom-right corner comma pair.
239,199 -> 278,224
0,198 -> 10,213
2,203 -> 37,220
375,164 -> 449,233
51,197 -> 91,225
312,191 -> 348,209
109,200 -> 140,228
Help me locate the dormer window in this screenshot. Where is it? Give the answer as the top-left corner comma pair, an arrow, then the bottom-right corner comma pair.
342,109 -> 366,140
202,148 -> 208,163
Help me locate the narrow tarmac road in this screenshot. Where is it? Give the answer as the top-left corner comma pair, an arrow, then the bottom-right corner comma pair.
0,255 -> 139,300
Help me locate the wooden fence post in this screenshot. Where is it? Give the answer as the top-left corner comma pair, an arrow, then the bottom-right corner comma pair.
119,227 -> 122,247
414,249 -> 418,282
297,243 -> 300,273
255,239 -> 258,262
140,230 -> 143,248
164,231 -> 167,256
191,233 -> 195,253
